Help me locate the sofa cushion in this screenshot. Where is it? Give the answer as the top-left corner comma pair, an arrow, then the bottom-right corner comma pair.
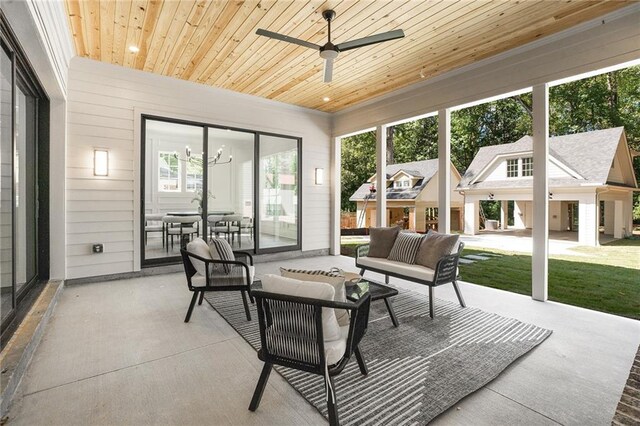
368,226 -> 401,258
415,231 -> 460,269
261,274 -> 342,343
279,268 -> 349,327
357,256 -> 435,282
186,238 -> 212,276
387,232 -> 424,264
191,265 -> 255,287
209,237 -> 235,273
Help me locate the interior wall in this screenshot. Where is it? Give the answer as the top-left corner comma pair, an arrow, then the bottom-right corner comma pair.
65,58 -> 331,279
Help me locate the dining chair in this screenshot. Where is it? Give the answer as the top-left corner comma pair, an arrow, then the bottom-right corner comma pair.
163,215 -> 200,250
144,213 -> 164,246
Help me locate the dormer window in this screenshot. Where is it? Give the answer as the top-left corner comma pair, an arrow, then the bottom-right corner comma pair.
522,157 -> 533,177
507,159 -> 518,178
394,178 -> 411,188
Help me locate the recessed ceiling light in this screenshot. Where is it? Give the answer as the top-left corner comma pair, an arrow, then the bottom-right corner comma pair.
323,96 -> 330,102
128,45 -> 140,53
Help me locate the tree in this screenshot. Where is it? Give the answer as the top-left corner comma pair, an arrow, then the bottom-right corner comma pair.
341,131 -> 376,211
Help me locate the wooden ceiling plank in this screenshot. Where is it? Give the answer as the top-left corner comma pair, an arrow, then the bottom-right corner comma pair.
133,0 -> 165,69
233,0 -> 368,93
65,0 -> 87,57
99,0 -> 116,63
161,0 -> 215,76
190,1 -> 280,84
122,0 -> 149,68
214,0 -> 329,90
262,0 -> 467,102
177,1 -> 246,80
81,0 -> 101,61
141,0 -> 183,72
205,0 -> 306,86
150,0 -> 196,74
317,1 -> 626,111
112,0 -> 133,66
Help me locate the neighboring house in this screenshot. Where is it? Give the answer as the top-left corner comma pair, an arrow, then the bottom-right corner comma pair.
349,159 -> 464,232
457,127 -> 638,246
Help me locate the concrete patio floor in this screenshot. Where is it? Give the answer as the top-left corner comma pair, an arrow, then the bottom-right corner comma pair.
6,255 -> 639,425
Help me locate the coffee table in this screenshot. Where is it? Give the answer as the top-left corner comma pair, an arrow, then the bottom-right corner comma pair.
346,279 -> 399,327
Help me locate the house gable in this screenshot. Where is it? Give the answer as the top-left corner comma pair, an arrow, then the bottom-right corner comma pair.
473,153 -> 583,184
606,132 -> 638,187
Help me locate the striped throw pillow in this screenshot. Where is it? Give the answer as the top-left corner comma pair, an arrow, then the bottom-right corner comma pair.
387,232 -> 424,264
209,238 -> 235,274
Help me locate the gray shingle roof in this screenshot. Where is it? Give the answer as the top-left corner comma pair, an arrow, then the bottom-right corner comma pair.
349,159 -> 440,201
458,127 -> 625,189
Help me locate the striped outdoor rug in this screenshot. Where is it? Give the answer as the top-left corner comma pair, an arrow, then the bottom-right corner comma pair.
204,286 -> 552,425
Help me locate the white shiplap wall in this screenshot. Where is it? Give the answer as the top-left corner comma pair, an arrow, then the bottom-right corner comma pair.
66,58 -> 331,279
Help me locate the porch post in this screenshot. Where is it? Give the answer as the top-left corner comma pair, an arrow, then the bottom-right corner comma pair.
330,136 -> 341,255
532,83 -> 549,302
376,124 -> 387,227
464,198 -> 479,235
500,200 -> 508,230
613,200 -> 624,239
438,109 -> 451,234
578,194 -> 598,246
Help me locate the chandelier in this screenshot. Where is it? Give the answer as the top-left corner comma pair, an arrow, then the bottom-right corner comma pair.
174,146 -> 232,166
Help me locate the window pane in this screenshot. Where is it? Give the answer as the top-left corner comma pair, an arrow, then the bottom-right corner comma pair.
522,157 -> 533,177
15,85 -> 37,294
507,159 -> 518,178
258,135 -> 298,249
207,127 -> 254,250
1,47 -> 13,321
144,119 -> 203,261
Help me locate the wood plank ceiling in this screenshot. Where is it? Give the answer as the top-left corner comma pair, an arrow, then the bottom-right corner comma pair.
64,0 -> 632,113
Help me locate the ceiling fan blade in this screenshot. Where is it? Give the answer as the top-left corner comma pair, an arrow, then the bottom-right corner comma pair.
336,29 -> 405,52
256,29 -> 321,50
323,58 -> 333,83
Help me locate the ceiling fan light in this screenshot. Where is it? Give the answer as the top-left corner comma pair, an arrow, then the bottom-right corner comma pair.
319,49 -> 338,60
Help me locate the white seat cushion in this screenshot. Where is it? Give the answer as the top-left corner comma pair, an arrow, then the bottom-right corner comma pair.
262,274 -> 342,343
358,256 -> 435,282
325,326 -> 349,365
186,238 -> 212,276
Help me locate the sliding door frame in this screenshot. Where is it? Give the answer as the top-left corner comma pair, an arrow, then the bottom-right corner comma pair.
140,114 -> 302,267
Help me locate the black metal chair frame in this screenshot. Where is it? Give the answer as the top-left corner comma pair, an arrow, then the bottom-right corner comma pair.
180,249 -> 255,322
356,241 -> 466,318
167,221 -> 200,251
249,287 -> 371,426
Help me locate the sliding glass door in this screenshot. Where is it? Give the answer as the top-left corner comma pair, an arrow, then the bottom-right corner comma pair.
1,45 -> 13,323
141,116 -> 301,266
258,135 -> 300,250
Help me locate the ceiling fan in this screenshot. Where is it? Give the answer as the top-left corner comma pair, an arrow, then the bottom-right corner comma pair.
256,10 -> 405,83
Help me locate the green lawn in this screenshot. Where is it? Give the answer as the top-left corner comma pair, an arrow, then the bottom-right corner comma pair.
340,239 -> 640,320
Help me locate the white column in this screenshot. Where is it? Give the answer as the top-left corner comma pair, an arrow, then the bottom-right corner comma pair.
500,200 -> 508,230
532,83 -> 549,302
330,136 -> 341,255
625,192 -> 634,237
464,199 -> 479,235
613,200 -> 624,239
578,194 -> 598,246
438,109 -> 451,234
376,124 -> 387,227
603,200 -> 614,234
513,201 -> 526,229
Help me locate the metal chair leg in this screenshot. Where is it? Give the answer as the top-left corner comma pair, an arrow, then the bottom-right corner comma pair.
184,291 -> 199,323
385,274 -> 389,284
325,373 -> 339,426
249,363 -> 272,411
428,286 -> 434,319
359,268 -> 365,276
452,280 -> 466,308
198,290 -> 205,305
384,297 -> 399,327
354,346 -> 368,376
241,290 -> 252,321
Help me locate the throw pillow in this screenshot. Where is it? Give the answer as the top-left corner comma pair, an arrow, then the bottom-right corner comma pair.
261,274 -> 342,342
387,231 -> 424,264
186,238 -> 212,276
415,230 -> 460,269
368,226 -> 401,258
280,268 -> 349,327
209,237 -> 235,274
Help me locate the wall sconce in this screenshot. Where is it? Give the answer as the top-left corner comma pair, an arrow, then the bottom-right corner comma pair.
488,193 -> 494,200
94,149 -> 109,176
315,168 -> 324,185
549,192 -> 553,200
